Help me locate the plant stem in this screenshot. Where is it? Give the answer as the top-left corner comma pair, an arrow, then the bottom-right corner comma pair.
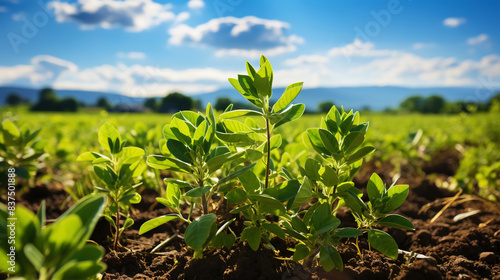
264,117 -> 271,189
113,200 -> 120,251
199,178 -> 208,215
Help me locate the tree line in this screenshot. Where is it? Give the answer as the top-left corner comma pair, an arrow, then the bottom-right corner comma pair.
4,88 -> 500,114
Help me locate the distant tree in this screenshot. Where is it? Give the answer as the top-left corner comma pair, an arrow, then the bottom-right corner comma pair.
159,92 -> 193,113
59,98 -> 79,112
489,93 -> 500,111
31,88 -> 78,112
32,88 -> 59,111
214,97 -> 233,111
143,97 -> 159,111
318,101 -> 335,113
422,95 -> 446,114
96,97 -> 111,110
400,96 -> 425,112
6,93 -> 23,106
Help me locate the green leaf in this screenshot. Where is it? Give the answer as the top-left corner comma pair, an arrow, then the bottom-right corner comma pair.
238,170 -> 261,194
384,184 -> 409,213
206,150 -> 245,174
320,166 -> 338,187
226,189 -> 247,204
306,128 -> 331,156
123,218 -> 134,229
291,216 -> 308,233
220,110 -> 262,119
218,163 -> 256,185
248,194 -> 286,216
185,214 -> 217,251
147,155 -> 193,173
185,186 -> 211,198
377,214 -> 415,230
93,165 -> 116,187
170,118 -> 192,145
304,158 -> 322,181
253,60 -> 273,98
139,214 -> 181,235
272,82 -> 303,113
311,203 -> 340,234
166,139 -> 191,163
24,244 -> 44,270
76,152 -> 110,162
293,244 -> 310,261
262,223 -> 286,240
289,176 -> 313,211
341,190 -> 369,215
346,146 -> 375,164
262,134 -> 282,153
367,173 -> 385,203
243,226 -> 261,251
342,132 -> 365,154
274,103 -> 305,128
366,229 -> 399,259
246,61 -> 257,79
335,227 -> 363,238
238,74 -> 259,98
320,245 -> 343,272
166,183 -> 181,209
229,78 -> 262,107
263,179 -> 300,202
98,122 -> 121,154
318,129 -> 339,154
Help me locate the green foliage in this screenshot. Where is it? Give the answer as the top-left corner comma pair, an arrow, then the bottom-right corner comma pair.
399,95 -> 446,114
31,88 -> 79,112
159,92 -> 195,113
0,120 -> 46,181
0,194 -> 107,280
318,101 -> 335,113
77,122 -> 145,250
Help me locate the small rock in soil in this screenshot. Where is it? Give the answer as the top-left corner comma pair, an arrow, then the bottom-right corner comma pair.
479,252 -> 497,264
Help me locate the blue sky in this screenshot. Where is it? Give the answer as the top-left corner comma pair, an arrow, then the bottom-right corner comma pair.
0,0 -> 499,97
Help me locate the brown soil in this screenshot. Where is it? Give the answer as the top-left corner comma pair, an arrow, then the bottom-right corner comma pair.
2,150 -> 499,280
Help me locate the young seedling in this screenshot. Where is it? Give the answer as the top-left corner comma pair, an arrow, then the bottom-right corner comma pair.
0,194 -> 107,280
139,104 -> 246,258
77,122 -> 145,250
219,55 -> 306,251
0,120 -> 47,185
281,106 -> 414,271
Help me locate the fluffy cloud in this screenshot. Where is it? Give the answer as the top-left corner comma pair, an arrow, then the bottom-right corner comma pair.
327,39 -> 400,58
0,55 -> 77,87
280,40 -> 500,88
168,16 -> 303,57
48,0 -> 176,32
443,17 -> 466,27
187,0 -> 204,9
0,55 -> 234,96
467,34 -> 489,45
117,52 -> 146,60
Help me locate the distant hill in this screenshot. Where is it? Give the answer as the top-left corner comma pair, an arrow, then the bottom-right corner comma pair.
0,87 -> 146,107
1,86 -> 497,111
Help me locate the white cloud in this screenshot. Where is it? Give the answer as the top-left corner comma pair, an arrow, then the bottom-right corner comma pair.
117,52 -> 146,60
467,34 -> 489,45
0,6 -> 7,12
443,17 -> 466,27
187,0 -> 204,9
168,16 -> 303,57
328,39 -> 400,58
0,55 -> 77,87
412,42 -> 435,50
175,11 -> 190,23
284,54 -> 329,67
48,0 -> 176,32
